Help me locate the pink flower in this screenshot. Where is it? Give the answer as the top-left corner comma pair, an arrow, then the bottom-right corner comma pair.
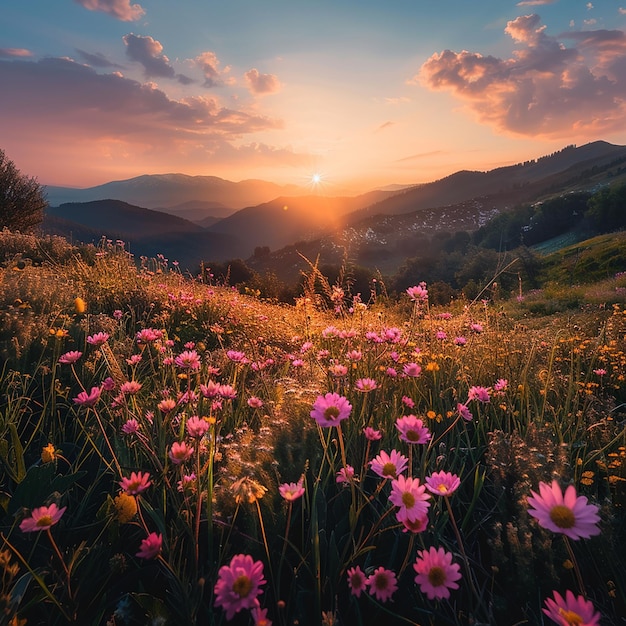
454,336 -> 467,346
247,396 -> 264,408
19,503 -> 66,533
346,565 -> 367,597
493,378 -> 508,392
126,354 -> 142,365
251,605 -> 272,626
470,322 -> 483,333
279,479 -> 305,502
395,415 -> 431,445
402,362 -> 422,378
310,393 -> 352,428
169,441 -> 194,464
102,377 -> 116,391
366,567 -> 398,602
370,449 -> 408,479
354,378 -> 378,392
402,395 -> 415,408
175,350 -> 201,370
121,418 -> 140,435
386,367 -> 398,378
113,309 -> 123,320
389,475 -> 430,522
227,350 -> 248,363
200,380 -> 221,398
400,513 -> 429,534
457,403 -> 473,421
177,473 -> 197,493
542,589 -> 601,626
406,284 -> 428,302
73,386 -> 101,407
436,330 -> 447,340
214,554 -> 266,620
186,415 -> 210,438
157,398 -> 177,413
135,328 -> 162,344
413,546 -> 462,600
425,471 -> 461,497
363,426 -> 382,441
136,532 -> 162,559
336,465 -> 356,484
120,471 -> 152,495
87,332 -> 109,346
593,368 -> 607,377
467,385 -> 490,403
346,350 -> 362,361
218,384 -> 237,399
58,350 -> 82,364
527,480 -> 601,540
120,381 -> 142,395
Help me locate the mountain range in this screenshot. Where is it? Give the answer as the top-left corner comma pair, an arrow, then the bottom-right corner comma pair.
43,140 -> 626,276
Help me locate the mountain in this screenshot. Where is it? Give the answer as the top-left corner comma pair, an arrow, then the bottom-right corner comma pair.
205,190 -> 396,255
43,200 -> 241,268
45,174 -> 304,211
155,200 -> 235,224
349,141 -> 626,220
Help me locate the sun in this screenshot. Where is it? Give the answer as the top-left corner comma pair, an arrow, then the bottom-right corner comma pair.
311,172 -> 322,185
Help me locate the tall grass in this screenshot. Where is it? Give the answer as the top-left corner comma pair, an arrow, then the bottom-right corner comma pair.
1,231 -> 625,625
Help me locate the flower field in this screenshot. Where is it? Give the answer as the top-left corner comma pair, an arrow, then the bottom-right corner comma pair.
1,232 -> 626,625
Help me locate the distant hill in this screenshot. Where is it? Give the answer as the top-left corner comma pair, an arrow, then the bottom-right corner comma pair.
43,200 -> 241,268
155,200 -> 235,224
45,174 -> 305,211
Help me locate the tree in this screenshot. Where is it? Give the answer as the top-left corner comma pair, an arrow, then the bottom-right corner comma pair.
0,149 -> 48,232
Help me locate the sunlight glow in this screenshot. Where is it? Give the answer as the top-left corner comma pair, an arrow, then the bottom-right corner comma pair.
311,173 -> 322,184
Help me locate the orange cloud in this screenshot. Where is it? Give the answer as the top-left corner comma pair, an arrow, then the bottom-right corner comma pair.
416,14 -> 626,138
194,51 -> 235,88
244,68 -> 281,95
75,0 -> 145,21
0,48 -> 33,58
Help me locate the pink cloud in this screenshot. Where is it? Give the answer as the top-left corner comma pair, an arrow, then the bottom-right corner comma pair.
194,51 -> 234,88
74,0 -> 145,21
0,48 -> 33,58
416,14 -> 626,138
516,0 -> 557,6
244,68 -> 281,95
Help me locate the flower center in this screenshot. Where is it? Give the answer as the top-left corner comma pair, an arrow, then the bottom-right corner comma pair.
350,572 -> 364,588
401,491 -> 416,508
374,573 -> 388,590
406,430 -> 420,442
427,566 -> 446,587
36,515 -> 54,527
549,505 -> 576,529
382,462 -> 397,478
232,574 -> 252,598
436,484 -> 448,493
558,608 -> 583,625
323,406 -> 340,421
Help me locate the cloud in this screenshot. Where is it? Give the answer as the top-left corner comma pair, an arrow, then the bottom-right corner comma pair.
416,14 -> 626,138
0,48 -> 33,58
74,0 -> 145,21
75,48 -> 124,68
194,51 -> 234,88
244,68 -> 281,95
123,33 -> 175,78
376,121 -> 395,132
516,0 -> 557,6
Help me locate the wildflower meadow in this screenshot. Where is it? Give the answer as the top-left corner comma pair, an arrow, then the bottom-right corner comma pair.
1,231 -> 626,625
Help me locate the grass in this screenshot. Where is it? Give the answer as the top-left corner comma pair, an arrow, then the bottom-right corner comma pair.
1,230 -> 625,625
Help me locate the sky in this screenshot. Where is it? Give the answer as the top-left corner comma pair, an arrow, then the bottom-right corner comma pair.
2,1 -> 626,194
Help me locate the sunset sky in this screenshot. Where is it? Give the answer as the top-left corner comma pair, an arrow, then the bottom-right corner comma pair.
2,0 -> 626,193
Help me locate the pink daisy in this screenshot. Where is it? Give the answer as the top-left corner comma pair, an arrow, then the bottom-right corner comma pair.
406,284 -> 428,302
395,415 -> 431,445
121,418 -> 140,435
214,554 -> 266,620
370,450 -> 408,479
310,393 -> 352,428
363,426 -> 382,441
174,350 -> 201,370
120,471 -> 152,495
329,364 -> 348,377
389,475 -> 431,522
336,465 -> 356,484
279,479 -> 305,502
169,441 -> 194,464
120,381 -> 142,395
402,363 -> 422,378
527,480 -> 601,540
73,386 -> 101,407
247,396 -> 264,408
542,589 -> 601,626
136,532 -> 162,559
346,565 -> 367,598
19,503 -> 66,533
457,403 -> 473,421
58,350 -> 82,364
400,513 -> 429,534
157,398 -> 177,413
413,546 -> 462,600
200,380 -> 221,398
251,605 -> 272,626
354,378 -> 378,392
186,415 -> 210,438
467,386 -> 490,403
366,566 -> 398,602
86,332 -> 109,346
425,471 -> 461,497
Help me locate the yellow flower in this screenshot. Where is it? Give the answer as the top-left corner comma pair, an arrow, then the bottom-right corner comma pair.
113,493 -> 138,524
231,477 -> 267,504
74,297 -> 87,314
41,443 -> 57,464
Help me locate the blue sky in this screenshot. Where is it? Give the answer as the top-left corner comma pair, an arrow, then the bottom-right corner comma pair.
1,0 -> 626,191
